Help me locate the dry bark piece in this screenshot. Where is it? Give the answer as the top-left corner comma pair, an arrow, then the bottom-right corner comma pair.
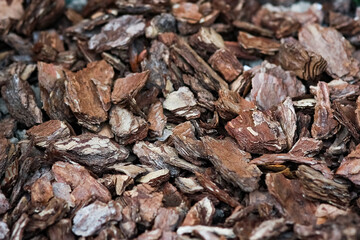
0,117 -> 16,139
0,221 -> 9,240
10,213 -> 29,240
182,197 -> 215,226
172,37 -> 228,91
266,173 -> 316,225
163,86 -> 201,120
0,0 -> 24,20
172,2 -> 203,24
233,20 -> 274,38
329,11 -> 360,36
332,101 -> 360,143
72,200 -> 122,237
208,49 -> 243,83
250,61 -> 305,110
297,165 -> 351,208
1,74 -> 42,127
109,106 -> 148,145
172,121 -> 206,165
225,109 -> 287,154
88,15 -> 145,52
52,161 -> 111,204
289,137 -> 323,157
315,204 -> 348,225
111,71 -> 149,105
311,82 -> 339,140
299,23 -> 360,81
52,182 -> 75,208
148,101 -> 167,138
64,60 -> 114,130
27,120 -> 72,148
30,176 -> 53,206
175,177 -> 204,194
195,171 -> 240,208
316,79 -> 360,100
107,163 -> 146,178
249,218 -> 290,240
145,13 -> 176,39
237,31 -> 280,55
277,37 -> 327,80
138,169 -> 170,187
0,190 -> 10,215
188,27 -> 225,54
47,219 -> 75,240
336,144 -> 360,185
133,141 -> 180,177
16,0 -> 65,36
177,225 -> 235,238
153,207 -> 181,232
202,136 -> 261,192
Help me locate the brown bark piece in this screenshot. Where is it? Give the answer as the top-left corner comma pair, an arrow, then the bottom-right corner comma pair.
148,101 -> 167,138
188,27 -> 225,54
299,23 -> 360,81
277,37 -> 327,80
111,71 -> 149,105
109,106 -> 148,145
237,31 -> 280,55
47,219 -> 75,240
30,176 -> 54,206
0,190 -> 10,215
88,15 -> 145,52
336,144 -> 360,185
225,109 -> 287,154
0,0 -> 24,20
172,2 -> 203,24
138,169 -> 170,187
311,82 -> 339,140
182,197 -> 215,226
0,117 -> 16,139
64,60 -> 114,130
27,120 -> 72,148
202,136 -> 261,192
52,161 -> 111,204
289,137 -> 323,157
208,49 -> 243,82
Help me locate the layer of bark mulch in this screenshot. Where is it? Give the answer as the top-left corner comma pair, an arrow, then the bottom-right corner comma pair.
1,0 -> 360,239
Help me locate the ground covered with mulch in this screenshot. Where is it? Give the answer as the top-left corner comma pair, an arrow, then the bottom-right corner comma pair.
1,0 -> 360,239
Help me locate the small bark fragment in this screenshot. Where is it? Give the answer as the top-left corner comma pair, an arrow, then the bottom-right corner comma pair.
148,101 -> 167,138
182,197 -> 215,226
249,218 -> 290,240
175,177 -> 204,194
208,49 -> 243,82
30,176 -> 53,206
0,190 -> 9,215
289,137 -> 323,157
47,219 -> 75,240
138,169 -> 170,187
188,27 -> 225,54
172,3 -> 203,24
336,144 -> 360,185
237,31 -> 280,55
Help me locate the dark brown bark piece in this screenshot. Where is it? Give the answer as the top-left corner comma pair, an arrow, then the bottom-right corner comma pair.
0,117 -> 16,139
163,86 -> 201,120
237,31 -> 280,55
52,161 -> 111,204
296,165 -> 351,208
111,71 -> 149,105
188,27 -> 225,54
10,213 -> 29,240
329,11 -> 360,36
182,197 -> 215,226
336,144 -> 360,185
72,200 -> 122,237
148,101 -> 167,138
172,121 -> 206,165
1,74 -> 42,127
50,133 -> 129,173
299,23 -> 360,81
175,177 -> 204,194
311,82 -> 340,140
277,37 -> 327,81
208,49 -> 243,83
266,173 -> 316,225
27,120 -> 72,148
202,136 -> 261,192
289,137 -> 323,157
109,106 -> 148,145
64,60 -> 114,131
47,219 -> 75,240
225,109 -> 287,154
88,15 -> 145,52
233,20 -> 274,38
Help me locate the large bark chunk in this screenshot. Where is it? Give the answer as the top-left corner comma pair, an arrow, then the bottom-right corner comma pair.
64,60 -> 114,130
208,49 -> 243,82
88,15 -> 145,52
202,136 -> 261,192
50,133 -> 129,173
299,23 -> 360,81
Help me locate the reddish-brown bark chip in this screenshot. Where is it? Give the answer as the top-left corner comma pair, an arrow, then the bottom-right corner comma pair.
111,71 -> 149,105
237,31 -> 280,55
72,200 -> 122,237
88,15 -> 145,52
297,165 -> 351,208
172,2 -> 203,24
138,169 -> 170,187
147,101 -> 167,138
208,49 -> 243,82
225,109 -> 287,154
52,161 -> 111,204
299,23 -> 360,81
266,173 -> 316,225
277,37 -> 327,80
47,219 -> 75,240
37,62 -> 73,122
30,176 -> 53,206
188,27 -> 225,54
336,144 -> 360,185
289,137 -> 323,157
311,81 -> 339,140
1,74 -> 42,127
202,136 -> 261,192
50,133 -> 129,173
109,106 -> 148,145
163,86 -> 201,120
0,117 -> 16,139
182,197 -> 215,226
172,121 -> 206,165
250,61 -> 305,110
27,120 -> 72,148
64,60 -> 114,130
